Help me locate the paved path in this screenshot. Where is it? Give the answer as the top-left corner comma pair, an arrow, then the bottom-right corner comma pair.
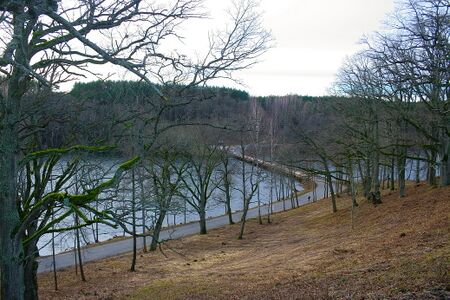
38,178 -> 326,274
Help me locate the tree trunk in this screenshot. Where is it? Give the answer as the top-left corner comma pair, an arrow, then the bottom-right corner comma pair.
0,98 -> 25,299
348,160 -> 358,230
226,198 -> 234,225
199,208 -> 207,235
364,159 -> 372,199
369,120 -> 382,205
75,215 -> 86,281
23,243 -> 39,300
150,210 -> 166,251
73,232 -> 78,275
368,103 -> 381,204
327,174 -> 337,213
0,232 -> 24,300
224,171 -> 234,225
238,197 -> 250,240
257,184 -> 262,224
390,157 -> 395,190
398,148 -> 406,197
386,167 -> 390,189
95,216 -> 99,243
130,169 -> 137,272
51,220 -> 58,291
428,150 -> 437,186
440,138 -> 450,186
268,172 -> 273,223
312,173 -> 317,201
198,199 -> 207,234
184,200 -> 187,224
139,172 -> 147,252
415,156 -> 421,185
324,162 -> 337,213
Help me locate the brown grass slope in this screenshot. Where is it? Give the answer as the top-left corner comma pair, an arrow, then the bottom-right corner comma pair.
39,184 -> 449,299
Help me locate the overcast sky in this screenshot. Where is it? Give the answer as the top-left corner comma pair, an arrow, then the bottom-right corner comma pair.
73,0 -> 396,97
201,0 -> 396,96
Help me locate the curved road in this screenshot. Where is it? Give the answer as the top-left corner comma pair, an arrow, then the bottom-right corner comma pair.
38,179 -> 326,273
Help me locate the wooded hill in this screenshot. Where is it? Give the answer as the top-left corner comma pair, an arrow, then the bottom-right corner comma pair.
63,82 -> 435,165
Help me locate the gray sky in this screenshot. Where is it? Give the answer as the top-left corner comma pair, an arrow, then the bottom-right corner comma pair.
71,0 -> 396,97
202,0 -> 396,96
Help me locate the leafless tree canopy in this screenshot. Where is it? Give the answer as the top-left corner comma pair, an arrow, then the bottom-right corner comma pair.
0,1 -> 271,299
0,0 -> 271,90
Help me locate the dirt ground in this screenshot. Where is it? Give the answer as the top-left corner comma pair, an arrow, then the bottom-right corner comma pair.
38,183 -> 449,299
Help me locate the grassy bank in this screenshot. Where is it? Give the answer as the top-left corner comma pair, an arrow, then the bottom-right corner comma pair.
39,183 -> 449,299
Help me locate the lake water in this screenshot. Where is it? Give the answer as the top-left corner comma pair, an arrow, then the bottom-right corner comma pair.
37,158 -> 302,256
36,155 -> 434,256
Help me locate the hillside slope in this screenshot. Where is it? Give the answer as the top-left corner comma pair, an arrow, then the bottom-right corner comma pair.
39,184 -> 449,299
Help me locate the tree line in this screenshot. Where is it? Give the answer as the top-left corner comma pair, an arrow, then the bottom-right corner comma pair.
1,0 -> 447,299
0,0 -> 271,299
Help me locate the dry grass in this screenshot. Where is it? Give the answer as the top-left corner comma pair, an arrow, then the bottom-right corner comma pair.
38,184 -> 449,299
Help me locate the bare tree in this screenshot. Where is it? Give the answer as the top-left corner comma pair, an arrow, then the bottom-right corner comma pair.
0,0 -> 271,297
218,146 -> 236,225
13,147 -> 139,299
334,54 -> 385,202
179,144 -> 222,234
333,0 -> 449,194
146,149 -> 187,251
236,129 -> 260,239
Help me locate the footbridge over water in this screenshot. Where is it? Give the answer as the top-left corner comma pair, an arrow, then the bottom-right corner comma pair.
223,146 -> 309,183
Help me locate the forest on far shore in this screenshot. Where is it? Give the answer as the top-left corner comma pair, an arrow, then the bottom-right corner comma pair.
0,0 -> 448,299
